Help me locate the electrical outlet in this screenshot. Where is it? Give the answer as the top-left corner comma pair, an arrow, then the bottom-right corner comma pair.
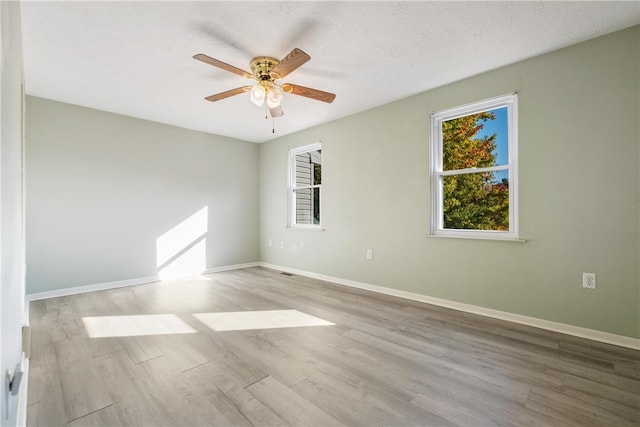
583,273 -> 596,289
366,249 -> 373,260
268,239 -> 273,247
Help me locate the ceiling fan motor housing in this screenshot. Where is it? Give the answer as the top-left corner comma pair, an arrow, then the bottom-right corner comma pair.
250,57 -> 281,81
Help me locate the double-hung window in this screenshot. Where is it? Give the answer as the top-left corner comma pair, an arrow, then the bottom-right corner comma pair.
288,142 -> 322,228
430,94 -> 518,240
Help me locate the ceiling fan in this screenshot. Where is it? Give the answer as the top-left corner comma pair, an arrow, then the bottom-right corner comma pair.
193,48 -> 336,120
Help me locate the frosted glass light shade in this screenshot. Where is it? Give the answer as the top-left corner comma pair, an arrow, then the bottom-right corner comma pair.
250,85 -> 266,107
267,85 -> 283,108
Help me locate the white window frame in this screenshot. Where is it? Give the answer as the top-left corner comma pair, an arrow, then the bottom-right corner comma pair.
288,142 -> 322,229
430,93 -> 519,240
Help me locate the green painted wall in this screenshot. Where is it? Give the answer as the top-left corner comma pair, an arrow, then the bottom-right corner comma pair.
259,26 -> 640,338
25,97 -> 260,293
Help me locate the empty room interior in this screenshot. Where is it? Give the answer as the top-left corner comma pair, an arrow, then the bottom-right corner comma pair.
1,1 -> 639,426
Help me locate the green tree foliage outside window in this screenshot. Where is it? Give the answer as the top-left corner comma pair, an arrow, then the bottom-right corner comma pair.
442,112 -> 509,230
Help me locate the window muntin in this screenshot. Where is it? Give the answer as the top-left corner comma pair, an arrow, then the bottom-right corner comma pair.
288,143 -> 321,228
430,94 -> 518,239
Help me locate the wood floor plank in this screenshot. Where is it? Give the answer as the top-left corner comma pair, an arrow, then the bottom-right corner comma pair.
343,328 -> 533,403
93,350 -> 178,427
528,387 -> 639,425
264,326 -> 421,401
28,300 -> 54,351
441,348 -> 564,390
294,366 -> 456,427
410,393 -> 501,427
42,297 -> 86,343
205,349 -> 270,389
67,404 -> 121,427
562,373 -> 640,409
53,338 -> 114,422
117,334 -> 168,364
615,359 -> 640,379
213,330 -> 314,387
246,375 -> 344,427
85,336 -> 123,359
26,267 -> 640,427
526,387 -> 636,426
26,344 -> 67,427
133,333 -> 209,380
139,367 -> 242,427
161,385 -> 232,425
181,367 -> 289,427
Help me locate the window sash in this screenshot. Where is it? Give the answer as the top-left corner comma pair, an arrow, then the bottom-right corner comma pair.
437,164 -> 509,177
293,184 -> 321,191
288,142 -> 322,228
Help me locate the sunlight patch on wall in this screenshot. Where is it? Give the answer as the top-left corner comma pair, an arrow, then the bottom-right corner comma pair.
156,206 -> 208,280
157,239 -> 207,280
193,309 -> 335,332
83,314 -> 196,338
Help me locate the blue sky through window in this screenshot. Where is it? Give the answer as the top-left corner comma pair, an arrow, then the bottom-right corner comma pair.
475,106 -> 508,185
476,106 -> 508,167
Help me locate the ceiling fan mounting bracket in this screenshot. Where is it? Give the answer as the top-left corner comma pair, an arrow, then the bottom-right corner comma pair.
250,56 -> 280,81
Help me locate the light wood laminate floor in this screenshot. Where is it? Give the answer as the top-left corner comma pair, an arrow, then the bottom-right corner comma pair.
27,267 -> 639,426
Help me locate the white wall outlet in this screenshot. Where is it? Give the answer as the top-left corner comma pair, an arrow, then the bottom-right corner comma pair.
366,249 -> 373,260
268,239 -> 273,247
280,241 -> 284,249
583,272 -> 596,289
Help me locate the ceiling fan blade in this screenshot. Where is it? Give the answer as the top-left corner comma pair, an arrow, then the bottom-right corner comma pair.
269,105 -> 284,117
282,83 -> 336,103
204,86 -> 252,102
193,54 -> 253,79
271,48 -> 311,79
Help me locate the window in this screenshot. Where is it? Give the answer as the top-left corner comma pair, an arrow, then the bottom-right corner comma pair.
430,94 -> 518,240
288,143 -> 322,228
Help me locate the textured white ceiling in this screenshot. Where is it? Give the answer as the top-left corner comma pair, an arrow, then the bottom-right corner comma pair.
21,1 -> 639,143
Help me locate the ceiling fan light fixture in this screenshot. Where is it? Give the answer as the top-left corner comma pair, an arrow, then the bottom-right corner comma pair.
250,84 -> 266,107
267,85 -> 284,108
195,48 -> 336,129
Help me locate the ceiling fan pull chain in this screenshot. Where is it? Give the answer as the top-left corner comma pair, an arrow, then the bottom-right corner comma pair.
272,116 -> 276,134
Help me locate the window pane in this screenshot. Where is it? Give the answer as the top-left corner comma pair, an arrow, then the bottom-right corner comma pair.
294,187 -> 320,225
295,149 -> 321,187
312,187 -> 320,224
443,107 -> 508,171
295,153 -> 312,187
442,171 -> 509,231
313,162 -> 321,185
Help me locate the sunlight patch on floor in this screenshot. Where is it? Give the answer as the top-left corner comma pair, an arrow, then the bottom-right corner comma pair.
193,309 -> 335,332
82,314 -> 196,338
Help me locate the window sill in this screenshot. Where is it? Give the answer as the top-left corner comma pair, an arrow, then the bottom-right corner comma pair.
288,226 -> 325,231
425,234 -> 526,243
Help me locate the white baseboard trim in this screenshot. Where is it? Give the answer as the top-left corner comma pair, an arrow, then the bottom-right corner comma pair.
25,275 -> 160,302
203,262 -> 260,275
24,262 -> 261,303
259,262 -> 640,350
